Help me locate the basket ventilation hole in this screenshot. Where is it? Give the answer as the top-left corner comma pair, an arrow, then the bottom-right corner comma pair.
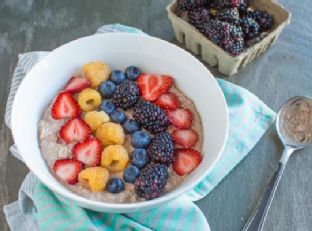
197,44 -> 202,57
179,31 -> 186,44
239,56 -> 248,69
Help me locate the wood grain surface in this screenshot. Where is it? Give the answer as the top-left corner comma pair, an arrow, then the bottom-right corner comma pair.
1,0 -> 312,230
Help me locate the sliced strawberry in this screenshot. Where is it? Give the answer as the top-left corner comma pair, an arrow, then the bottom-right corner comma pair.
172,129 -> 198,148
59,118 -> 91,144
173,149 -> 202,176
155,92 -> 180,110
73,138 -> 101,166
53,159 -> 83,184
51,92 -> 80,120
63,77 -> 90,93
166,108 -> 193,129
137,74 -> 173,101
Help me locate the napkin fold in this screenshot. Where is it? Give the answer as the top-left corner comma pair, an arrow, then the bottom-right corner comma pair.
3,24 -> 276,231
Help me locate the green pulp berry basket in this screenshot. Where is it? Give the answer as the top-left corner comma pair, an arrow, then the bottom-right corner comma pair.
167,0 -> 291,76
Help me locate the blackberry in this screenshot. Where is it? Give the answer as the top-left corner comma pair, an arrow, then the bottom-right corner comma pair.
148,132 -> 174,165
211,0 -> 241,9
204,20 -> 243,41
188,7 -> 210,32
229,24 -> 243,39
177,0 -> 208,11
134,164 -> 169,200
240,17 -> 260,40
232,38 -> 246,55
216,8 -> 240,25
133,100 -> 170,134
238,2 -> 248,16
226,0 -> 241,8
222,37 -> 245,56
204,20 -> 245,56
203,20 -> 230,45
112,80 -> 139,110
249,10 -> 273,32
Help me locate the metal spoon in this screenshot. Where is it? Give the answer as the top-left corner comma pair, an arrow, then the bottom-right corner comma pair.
243,96 -> 312,231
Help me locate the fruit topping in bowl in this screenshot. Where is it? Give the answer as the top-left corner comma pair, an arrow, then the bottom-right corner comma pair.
173,149 -> 202,176
39,62 -> 203,202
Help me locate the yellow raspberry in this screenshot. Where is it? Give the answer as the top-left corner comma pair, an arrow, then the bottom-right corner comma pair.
78,88 -> 101,112
210,9 -> 218,17
95,122 -> 124,146
83,111 -> 110,132
83,61 -> 111,88
101,145 -> 129,172
78,167 -> 109,192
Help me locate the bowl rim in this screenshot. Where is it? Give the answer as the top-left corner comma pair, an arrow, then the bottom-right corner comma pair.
11,32 -> 229,209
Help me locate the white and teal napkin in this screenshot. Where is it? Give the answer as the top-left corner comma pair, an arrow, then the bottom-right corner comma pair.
3,24 -> 276,231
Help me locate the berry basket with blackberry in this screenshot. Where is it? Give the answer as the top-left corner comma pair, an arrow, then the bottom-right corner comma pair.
167,0 -> 291,75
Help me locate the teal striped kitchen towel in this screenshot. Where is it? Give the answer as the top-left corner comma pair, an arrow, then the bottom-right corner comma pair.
3,24 -> 276,231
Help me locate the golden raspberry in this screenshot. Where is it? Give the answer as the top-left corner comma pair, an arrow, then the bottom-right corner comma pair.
78,167 -> 109,192
78,88 -> 101,112
95,122 -> 124,146
101,145 -> 129,172
210,9 -> 218,17
83,111 -> 109,132
83,61 -> 111,88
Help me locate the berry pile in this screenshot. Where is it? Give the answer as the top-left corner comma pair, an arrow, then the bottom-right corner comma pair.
48,61 -> 203,201
177,0 -> 274,56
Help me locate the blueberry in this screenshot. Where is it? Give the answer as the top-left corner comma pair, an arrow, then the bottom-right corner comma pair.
107,178 -> 125,194
131,149 -> 149,169
98,81 -> 116,98
111,70 -> 126,85
131,131 -> 151,148
110,110 -> 126,124
125,66 -> 141,81
123,165 -> 140,183
123,119 -> 140,134
99,100 -> 116,114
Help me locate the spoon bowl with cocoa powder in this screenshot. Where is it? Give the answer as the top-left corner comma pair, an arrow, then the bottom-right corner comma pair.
243,96 -> 312,231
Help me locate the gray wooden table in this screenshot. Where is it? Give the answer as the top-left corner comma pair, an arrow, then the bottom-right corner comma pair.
1,0 -> 312,230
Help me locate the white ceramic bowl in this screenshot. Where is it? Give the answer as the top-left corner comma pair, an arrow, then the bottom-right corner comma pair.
11,33 -> 228,213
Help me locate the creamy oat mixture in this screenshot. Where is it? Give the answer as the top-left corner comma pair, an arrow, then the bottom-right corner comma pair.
39,85 -> 203,203
281,98 -> 312,144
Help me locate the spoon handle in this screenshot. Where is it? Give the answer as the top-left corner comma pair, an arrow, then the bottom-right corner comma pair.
242,148 -> 294,231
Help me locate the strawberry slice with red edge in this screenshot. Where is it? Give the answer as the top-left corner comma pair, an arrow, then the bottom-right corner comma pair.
59,118 -> 91,144
63,76 -> 90,93
137,74 -> 173,101
166,108 -> 193,129
73,138 -> 101,166
173,149 -> 202,176
51,92 -> 80,120
53,159 -> 83,184
155,92 -> 180,110
172,129 -> 198,148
